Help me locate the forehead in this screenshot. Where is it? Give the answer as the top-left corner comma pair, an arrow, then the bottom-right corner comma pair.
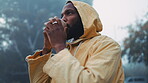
64,3 -> 75,9
61,3 -> 76,13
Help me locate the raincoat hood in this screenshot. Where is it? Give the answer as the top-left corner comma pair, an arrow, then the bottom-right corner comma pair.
68,1 -> 103,39
26,1 -> 124,83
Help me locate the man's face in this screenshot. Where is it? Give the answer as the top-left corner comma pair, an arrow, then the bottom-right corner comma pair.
61,2 -> 84,40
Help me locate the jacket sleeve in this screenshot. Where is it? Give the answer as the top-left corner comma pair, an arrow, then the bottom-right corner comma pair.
43,40 -> 122,83
26,50 -> 52,83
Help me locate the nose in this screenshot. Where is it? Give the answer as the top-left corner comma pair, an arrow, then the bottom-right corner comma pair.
61,15 -> 67,22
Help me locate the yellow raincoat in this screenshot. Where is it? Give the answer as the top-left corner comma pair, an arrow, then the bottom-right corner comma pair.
26,1 -> 124,83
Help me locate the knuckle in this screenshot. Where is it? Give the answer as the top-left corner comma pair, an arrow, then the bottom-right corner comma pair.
57,18 -> 60,21
48,31 -> 51,35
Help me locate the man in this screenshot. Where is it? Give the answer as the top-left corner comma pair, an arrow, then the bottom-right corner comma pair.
26,1 -> 124,83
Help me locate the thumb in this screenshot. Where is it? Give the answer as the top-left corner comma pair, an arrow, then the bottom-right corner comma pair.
64,26 -> 69,35
43,31 -> 48,39
64,26 -> 68,38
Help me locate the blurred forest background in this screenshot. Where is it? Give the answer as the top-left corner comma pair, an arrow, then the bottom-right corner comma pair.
0,0 -> 147,83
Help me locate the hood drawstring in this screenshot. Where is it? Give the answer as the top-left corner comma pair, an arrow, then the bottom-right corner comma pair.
74,41 -> 83,56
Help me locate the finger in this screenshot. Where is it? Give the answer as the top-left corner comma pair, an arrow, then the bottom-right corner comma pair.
43,26 -> 51,30
48,17 -> 54,21
44,21 -> 52,29
45,21 -> 53,30
42,27 -> 46,30
54,16 -> 62,25
64,26 -> 68,33
44,28 -> 51,35
43,30 -> 50,41
46,17 -> 56,25
54,17 -> 65,31
44,27 -> 49,31
50,17 -> 57,24
43,30 -> 47,37
44,31 -> 51,41
44,22 -> 48,25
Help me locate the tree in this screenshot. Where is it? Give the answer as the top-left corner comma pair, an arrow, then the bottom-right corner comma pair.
0,0 -> 65,82
0,0 -> 94,82
122,13 -> 148,65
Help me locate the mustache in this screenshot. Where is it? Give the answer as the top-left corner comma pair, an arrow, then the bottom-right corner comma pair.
66,24 -> 70,29
66,24 -> 70,34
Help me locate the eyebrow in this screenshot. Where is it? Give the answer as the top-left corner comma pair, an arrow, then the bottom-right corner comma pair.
61,8 -> 75,15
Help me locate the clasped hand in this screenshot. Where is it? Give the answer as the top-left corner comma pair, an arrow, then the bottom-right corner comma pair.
43,16 -> 67,53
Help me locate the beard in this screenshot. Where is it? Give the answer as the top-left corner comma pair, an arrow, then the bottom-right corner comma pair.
66,24 -> 74,40
66,21 -> 84,40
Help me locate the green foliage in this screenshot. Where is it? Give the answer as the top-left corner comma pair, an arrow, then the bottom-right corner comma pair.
122,13 -> 148,65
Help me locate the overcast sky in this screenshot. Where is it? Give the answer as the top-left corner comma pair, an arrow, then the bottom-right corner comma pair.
93,0 -> 148,45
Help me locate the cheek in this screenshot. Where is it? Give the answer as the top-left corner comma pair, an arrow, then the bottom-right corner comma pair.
67,15 -> 78,27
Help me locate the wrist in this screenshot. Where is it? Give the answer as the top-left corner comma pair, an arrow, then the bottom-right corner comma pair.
42,48 -> 51,55
54,44 -> 66,53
